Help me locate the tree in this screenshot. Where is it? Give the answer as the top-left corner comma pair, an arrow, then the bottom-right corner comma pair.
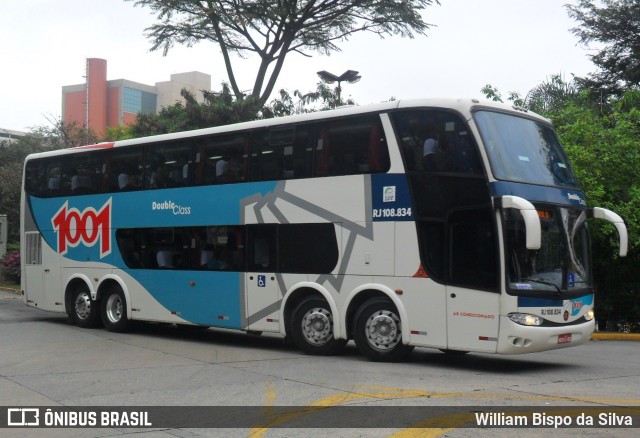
126,85 -> 270,137
567,0 -> 640,95
127,0 -> 438,106
553,97 -> 640,324
0,119 -> 83,245
524,73 -> 581,115
482,74 -> 584,116
123,80 -> 358,138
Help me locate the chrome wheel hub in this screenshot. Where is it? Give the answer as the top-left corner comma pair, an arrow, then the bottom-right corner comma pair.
301,308 -> 332,346
105,294 -> 123,324
365,310 -> 401,351
74,292 -> 92,320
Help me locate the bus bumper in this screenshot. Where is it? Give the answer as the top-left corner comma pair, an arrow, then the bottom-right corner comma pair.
496,316 -> 595,354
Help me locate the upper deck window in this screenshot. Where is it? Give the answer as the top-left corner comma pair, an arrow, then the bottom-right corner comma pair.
392,109 -> 483,175
474,110 -> 578,188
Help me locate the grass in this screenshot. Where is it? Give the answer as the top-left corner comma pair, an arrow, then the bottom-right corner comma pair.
0,278 -> 20,291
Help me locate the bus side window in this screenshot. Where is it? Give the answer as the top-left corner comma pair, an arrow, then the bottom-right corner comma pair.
25,160 -> 50,197
145,142 -> 194,189
250,126 -> 314,181
44,161 -> 62,197
193,226 -> 242,271
247,225 -> 277,272
250,129 -> 281,181
65,152 -> 104,195
107,147 -> 143,192
289,126 -> 313,179
392,110 -> 483,175
197,133 -> 248,185
449,208 -> 498,290
278,224 -> 338,274
315,115 -> 389,177
115,229 -> 143,268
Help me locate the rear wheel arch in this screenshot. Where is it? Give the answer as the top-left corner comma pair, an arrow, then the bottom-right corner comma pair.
352,296 -> 414,361
96,276 -> 131,320
281,284 -> 341,339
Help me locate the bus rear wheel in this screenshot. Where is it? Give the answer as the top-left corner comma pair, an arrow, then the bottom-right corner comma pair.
353,298 -> 413,362
291,297 -> 346,355
69,283 -> 100,328
101,285 -> 130,333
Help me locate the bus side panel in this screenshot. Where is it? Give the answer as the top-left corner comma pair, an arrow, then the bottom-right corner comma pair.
395,221 -> 448,349
445,286 -> 499,353
125,269 -> 243,328
24,237 -> 62,312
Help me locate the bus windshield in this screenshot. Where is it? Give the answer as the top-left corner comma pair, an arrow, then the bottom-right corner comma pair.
505,206 -> 592,295
474,110 -> 578,188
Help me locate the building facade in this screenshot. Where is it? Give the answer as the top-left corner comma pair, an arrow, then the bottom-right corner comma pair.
62,58 -> 211,137
0,128 -> 26,141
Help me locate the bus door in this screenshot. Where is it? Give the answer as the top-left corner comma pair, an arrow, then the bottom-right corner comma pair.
245,225 -> 280,332
444,208 -> 500,352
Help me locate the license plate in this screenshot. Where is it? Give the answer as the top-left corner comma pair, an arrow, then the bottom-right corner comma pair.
558,333 -> 572,344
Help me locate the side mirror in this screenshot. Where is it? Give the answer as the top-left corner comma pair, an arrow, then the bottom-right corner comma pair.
497,196 -> 541,250
587,207 -> 628,257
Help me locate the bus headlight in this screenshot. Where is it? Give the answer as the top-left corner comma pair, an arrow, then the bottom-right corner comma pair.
584,309 -> 595,321
508,313 -> 543,326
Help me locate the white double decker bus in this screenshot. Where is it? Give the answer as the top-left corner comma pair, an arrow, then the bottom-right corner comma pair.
21,98 -> 627,361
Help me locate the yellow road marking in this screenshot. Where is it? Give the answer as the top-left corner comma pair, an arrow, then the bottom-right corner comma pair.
249,384 -> 640,438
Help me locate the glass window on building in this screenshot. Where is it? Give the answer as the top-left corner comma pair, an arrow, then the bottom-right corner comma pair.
123,88 -> 157,115
123,88 -> 142,114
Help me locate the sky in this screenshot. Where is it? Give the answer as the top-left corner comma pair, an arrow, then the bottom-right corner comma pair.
0,0 -> 597,132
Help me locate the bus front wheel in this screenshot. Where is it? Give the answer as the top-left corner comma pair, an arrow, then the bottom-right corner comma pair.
69,283 -> 100,328
100,285 -> 130,333
353,299 -> 413,362
291,297 -> 346,355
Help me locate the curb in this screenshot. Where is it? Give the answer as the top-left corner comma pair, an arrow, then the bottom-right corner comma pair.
591,332 -> 640,342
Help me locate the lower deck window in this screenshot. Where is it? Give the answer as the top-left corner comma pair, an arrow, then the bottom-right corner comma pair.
116,223 -> 338,274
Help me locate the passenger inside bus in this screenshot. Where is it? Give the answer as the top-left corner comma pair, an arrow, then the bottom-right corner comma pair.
156,250 -> 175,269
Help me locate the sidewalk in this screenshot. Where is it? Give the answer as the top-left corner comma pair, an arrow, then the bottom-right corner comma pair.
0,286 -> 21,298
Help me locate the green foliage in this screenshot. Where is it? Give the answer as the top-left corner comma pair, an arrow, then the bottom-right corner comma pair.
127,0 -> 438,106
525,74 -> 581,115
0,119 -> 82,244
105,124 -> 136,141
126,85 -> 266,137
567,0 -> 640,95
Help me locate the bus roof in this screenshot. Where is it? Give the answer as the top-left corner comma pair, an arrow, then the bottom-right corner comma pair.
25,98 -> 548,161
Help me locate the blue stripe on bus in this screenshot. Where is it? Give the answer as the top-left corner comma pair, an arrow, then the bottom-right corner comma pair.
29,181 -> 278,264
517,296 -> 563,307
518,294 -> 593,308
130,270 -> 242,327
490,181 -> 587,207
371,173 -> 414,221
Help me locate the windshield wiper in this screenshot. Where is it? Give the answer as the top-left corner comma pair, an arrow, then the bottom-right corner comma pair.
520,278 -> 563,297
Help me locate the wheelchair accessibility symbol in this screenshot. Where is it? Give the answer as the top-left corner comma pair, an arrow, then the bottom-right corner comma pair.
257,275 -> 266,287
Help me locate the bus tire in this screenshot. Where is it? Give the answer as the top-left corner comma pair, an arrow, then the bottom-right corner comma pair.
100,284 -> 130,333
291,297 -> 346,356
69,283 -> 101,328
353,298 -> 413,362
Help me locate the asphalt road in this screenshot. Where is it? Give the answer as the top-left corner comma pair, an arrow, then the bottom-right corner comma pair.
1,289 -> 638,437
